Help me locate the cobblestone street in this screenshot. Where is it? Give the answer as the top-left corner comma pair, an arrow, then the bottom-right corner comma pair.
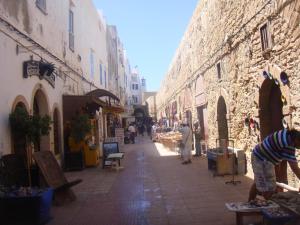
50,136 -> 256,225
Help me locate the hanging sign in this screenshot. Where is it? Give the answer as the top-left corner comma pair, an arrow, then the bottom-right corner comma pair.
23,60 -> 55,88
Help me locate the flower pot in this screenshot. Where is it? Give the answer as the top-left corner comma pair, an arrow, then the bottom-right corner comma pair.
0,188 -> 53,225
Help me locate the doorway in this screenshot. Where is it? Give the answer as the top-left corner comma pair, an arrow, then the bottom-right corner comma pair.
259,79 -> 286,183
33,89 -> 50,152
185,110 -> 192,128
53,108 -> 61,156
217,96 -> 229,141
12,102 -> 28,157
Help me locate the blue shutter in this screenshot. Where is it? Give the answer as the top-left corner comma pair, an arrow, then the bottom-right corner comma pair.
100,64 -> 103,85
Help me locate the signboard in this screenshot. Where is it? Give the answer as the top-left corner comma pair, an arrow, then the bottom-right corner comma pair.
103,142 -> 119,156
23,60 -> 55,88
115,128 -> 124,145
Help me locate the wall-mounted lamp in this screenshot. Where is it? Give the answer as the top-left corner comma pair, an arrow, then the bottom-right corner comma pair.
280,71 -> 289,85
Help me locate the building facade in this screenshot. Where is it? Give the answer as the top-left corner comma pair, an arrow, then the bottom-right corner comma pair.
130,67 -> 143,106
0,0 -> 137,163
156,0 -> 300,186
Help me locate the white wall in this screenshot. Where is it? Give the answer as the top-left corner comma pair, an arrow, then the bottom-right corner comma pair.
0,0 -> 109,155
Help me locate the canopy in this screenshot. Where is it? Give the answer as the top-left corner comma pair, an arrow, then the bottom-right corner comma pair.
86,89 -> 120,102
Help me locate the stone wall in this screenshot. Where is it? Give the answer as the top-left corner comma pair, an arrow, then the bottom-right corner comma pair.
156,0 -> 300,186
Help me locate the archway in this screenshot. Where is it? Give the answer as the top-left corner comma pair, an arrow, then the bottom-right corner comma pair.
217,96 -> 229,142
259,79 -> 286,183
11,102 -> 28,156
185,110 -> 192,128
32,89 -> 50,151
53,108 -> 61,156
134,107 -> 146,124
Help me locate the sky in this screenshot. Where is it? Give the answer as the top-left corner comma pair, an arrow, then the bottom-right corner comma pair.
92,0 -> 199,92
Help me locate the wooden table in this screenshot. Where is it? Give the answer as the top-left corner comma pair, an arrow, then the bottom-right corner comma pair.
225,202 -> 279,225
235,211 -> 262,225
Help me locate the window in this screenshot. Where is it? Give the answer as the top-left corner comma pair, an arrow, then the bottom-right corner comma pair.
104,69 -> 107,88
69,10 -> 74,51
36,0 -> 47,14
132,95 -> 138,103
135,84 -> 138,90
100,64 -> 103,85
142,79 -> 146,86
217,62 -> 221,79
260,23 -> 270,52
90,50 -> 94,79
132,84 -> 135,90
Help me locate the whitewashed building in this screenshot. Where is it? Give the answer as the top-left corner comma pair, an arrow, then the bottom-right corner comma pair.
0,0 -> 120,162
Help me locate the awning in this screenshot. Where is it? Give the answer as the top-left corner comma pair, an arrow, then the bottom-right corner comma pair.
85,89 -> 124,113
63,95 -> 104,122
86,89 -> 120,102
103,105 -> 125,114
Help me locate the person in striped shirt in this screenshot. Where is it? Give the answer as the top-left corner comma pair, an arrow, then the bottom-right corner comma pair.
248,129 -> 300,201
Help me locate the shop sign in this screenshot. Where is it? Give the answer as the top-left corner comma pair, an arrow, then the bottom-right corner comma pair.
23,60 -> 55,88
115,128 -> 124,145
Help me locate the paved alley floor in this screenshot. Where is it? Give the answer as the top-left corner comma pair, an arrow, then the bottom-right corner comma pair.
49,136 -> 258,225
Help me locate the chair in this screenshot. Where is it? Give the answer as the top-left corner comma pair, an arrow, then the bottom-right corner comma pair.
33,151 -> 82,205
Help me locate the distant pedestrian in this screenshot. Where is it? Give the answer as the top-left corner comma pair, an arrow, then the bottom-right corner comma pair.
147,124 -> 152,137
179,122 -> 192,164
128,123 -> 136,144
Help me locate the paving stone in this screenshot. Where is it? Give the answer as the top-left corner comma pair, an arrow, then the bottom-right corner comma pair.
49,136 -> 256,225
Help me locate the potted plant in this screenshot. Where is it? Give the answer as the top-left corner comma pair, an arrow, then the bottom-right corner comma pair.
9,106 -> 52,185
65,114 -> 92,170
68,114 -> 92,152
4,107 -> 53,224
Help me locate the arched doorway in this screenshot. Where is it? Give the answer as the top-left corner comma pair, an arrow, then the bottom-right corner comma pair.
185,110 -> 192,128
259,79 -> 286,183
217,96 -> 229,140
53,108 -> 61,156
217,96 -> 229,141
32,89 -> 50,151
12,102 -> 28,156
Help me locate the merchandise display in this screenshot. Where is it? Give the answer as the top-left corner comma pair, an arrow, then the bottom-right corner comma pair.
271,192 -> 300,215
158,131 -> 182,150
226,199 -> 279,212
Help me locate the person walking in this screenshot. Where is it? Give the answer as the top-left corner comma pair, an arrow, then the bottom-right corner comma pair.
128,123 -> 136,144
180,122 -> 193,164
248,128 -> 300,201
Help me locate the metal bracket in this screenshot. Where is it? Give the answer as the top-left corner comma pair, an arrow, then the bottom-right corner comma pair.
16,44 -> 38,55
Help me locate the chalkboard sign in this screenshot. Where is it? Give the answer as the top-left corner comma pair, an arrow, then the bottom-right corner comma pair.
103,142 -> 119,157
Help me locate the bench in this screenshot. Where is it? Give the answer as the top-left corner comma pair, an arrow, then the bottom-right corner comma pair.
33,151 -> 82,205
102,142 -> 124,169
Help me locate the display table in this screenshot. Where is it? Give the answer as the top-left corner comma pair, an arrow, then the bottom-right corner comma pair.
207,148 -> 234,176
226,200 -> 279,225
158,131 -> 182,151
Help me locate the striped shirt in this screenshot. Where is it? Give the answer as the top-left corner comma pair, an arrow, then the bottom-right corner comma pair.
253,129 -> 297,165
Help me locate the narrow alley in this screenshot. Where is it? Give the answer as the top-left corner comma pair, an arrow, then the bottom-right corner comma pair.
50,136 -> 254,225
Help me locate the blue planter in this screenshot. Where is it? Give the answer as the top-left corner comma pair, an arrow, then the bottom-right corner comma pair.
261,208 -> 295,225
0,188 -> 53,225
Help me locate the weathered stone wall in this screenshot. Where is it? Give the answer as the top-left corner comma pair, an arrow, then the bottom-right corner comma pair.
157,0 -> 300,186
